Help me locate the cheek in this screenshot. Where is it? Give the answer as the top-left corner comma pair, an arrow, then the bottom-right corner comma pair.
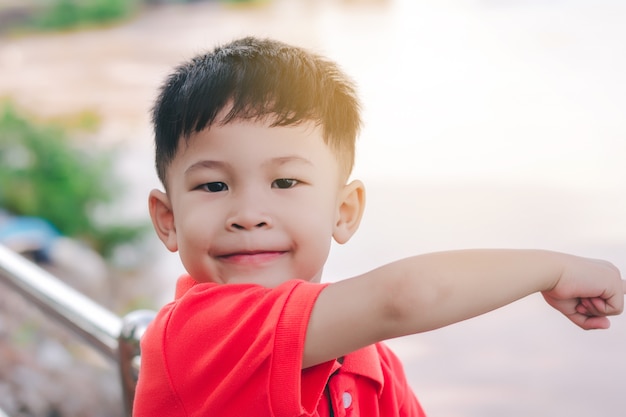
292,207 -> 335,255
175,203 -> 220,247
294,225 -> 333,280
291,199 -> 337,233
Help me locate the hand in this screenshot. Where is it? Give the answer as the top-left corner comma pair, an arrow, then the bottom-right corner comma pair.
542,257 -> 625,330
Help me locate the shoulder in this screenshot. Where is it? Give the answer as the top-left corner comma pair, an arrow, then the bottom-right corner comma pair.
172,278 -> 326,318
141,279 -> 315,349
144,278 -> 324,340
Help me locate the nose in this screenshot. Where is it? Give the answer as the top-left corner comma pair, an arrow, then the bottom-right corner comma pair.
225,192 -> 272,232
228,217 -> 270,231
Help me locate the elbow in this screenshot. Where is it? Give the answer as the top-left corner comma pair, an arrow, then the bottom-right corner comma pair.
378,265 -> 448,337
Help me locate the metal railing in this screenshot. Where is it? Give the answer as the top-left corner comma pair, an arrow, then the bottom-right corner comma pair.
0,243 -> 155,416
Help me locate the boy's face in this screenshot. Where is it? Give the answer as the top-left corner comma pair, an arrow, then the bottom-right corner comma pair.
149,116 -> 365,287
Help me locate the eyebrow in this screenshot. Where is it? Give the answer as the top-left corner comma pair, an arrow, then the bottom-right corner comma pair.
185,156 -> 313,176
265,155 -> 313,168
184,160 -> 229,175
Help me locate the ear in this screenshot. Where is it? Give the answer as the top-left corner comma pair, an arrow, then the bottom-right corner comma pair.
148,189 -> 178,252
333,180 -> 366,244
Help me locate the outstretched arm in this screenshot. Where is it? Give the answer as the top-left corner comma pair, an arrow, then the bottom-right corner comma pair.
303,249 -> 625,368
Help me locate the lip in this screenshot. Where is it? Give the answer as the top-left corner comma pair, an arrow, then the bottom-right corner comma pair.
218,251 -> 286,265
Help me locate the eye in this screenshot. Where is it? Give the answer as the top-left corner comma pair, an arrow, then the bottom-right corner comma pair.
200,182 -> 228,192
271,178 -> 299,189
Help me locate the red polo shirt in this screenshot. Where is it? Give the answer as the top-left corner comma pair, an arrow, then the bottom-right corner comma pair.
133,276 -> 426,417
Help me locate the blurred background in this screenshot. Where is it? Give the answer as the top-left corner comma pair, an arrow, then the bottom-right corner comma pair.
0,0 -> 624,416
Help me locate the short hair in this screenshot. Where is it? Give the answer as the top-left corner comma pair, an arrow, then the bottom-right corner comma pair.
152,36 -> 361,186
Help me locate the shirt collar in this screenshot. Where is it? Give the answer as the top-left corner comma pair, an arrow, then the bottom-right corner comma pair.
175,275 -> 197,299
340,345 -> 384,393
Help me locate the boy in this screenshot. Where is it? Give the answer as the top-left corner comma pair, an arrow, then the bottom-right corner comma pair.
133,37 -> 625,416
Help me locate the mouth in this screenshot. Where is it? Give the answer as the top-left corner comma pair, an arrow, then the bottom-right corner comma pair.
218,250 -> 287,265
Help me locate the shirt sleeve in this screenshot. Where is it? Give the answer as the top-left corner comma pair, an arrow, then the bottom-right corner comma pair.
269,280 -> 337,415
161,279 -> 334,417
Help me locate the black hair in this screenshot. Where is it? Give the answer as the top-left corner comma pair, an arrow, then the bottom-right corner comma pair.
152,36 -> 361,186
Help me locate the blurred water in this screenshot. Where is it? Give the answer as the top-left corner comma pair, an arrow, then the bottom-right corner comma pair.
1,1 -> 625,416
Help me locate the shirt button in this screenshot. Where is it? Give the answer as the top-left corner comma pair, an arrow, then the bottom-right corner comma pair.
342,392 -> 352,409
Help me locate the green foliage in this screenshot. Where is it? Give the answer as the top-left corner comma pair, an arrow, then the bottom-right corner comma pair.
2,1 -> 267,35
0,101 -> 146,258
33,0 -> 140,31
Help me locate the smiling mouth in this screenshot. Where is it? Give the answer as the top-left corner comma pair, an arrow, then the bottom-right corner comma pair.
218,251 -> 286,265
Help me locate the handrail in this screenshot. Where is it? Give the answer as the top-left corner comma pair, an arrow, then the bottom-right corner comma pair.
0,243 -> 122,357
0,243 -> 155,416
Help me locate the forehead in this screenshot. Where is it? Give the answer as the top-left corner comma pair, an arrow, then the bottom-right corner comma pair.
183,118 -> 325,155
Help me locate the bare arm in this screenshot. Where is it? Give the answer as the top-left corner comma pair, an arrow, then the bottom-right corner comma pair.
303,249 -> 625,368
